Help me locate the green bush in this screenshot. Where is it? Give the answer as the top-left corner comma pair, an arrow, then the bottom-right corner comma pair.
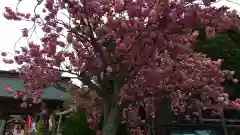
61,112 -> 95,135
61,111 -> 129,135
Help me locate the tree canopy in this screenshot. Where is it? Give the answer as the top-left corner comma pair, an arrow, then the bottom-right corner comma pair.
2,0 -> 240,135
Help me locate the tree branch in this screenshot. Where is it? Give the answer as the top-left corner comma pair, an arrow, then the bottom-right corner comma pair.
82,0 -> 109,66
47,67 -> 106,98
78,71 -> 108,98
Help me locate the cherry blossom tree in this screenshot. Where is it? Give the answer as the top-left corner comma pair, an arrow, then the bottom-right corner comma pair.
2,0 -> 240,135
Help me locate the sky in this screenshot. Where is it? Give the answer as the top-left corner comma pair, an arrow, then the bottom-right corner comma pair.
0,0 -> 44,70
0,0 -> 239,72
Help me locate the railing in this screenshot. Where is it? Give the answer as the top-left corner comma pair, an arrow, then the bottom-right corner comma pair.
199,106 -> 240,135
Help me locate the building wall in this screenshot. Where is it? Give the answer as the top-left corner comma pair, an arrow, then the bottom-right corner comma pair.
0,98 -> 62,119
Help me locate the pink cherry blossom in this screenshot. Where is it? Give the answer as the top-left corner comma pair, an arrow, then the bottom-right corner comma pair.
3,0 -> 240,135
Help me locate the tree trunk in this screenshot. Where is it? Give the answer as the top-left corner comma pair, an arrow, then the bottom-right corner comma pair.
102,103 -> 120,135
103,103 -> 111,125
101,82 -> 120,135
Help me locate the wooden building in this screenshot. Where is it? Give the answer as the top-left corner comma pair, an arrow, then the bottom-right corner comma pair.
0,70 -> 69,135
155,97 -> 240,135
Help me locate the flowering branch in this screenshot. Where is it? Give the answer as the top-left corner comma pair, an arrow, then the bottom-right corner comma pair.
3,0 -> 240,135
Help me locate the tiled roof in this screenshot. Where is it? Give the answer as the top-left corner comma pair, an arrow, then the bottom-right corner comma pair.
0,71 -> 68,101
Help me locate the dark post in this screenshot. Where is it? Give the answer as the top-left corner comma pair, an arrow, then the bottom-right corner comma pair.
156,96 -> 172,135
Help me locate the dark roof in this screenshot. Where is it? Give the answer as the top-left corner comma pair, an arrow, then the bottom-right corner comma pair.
0,70 -> 69,101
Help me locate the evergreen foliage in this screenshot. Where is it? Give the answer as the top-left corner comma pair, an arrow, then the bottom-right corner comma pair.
61,112 -> 95,135
194,28 -> 240,99
61,111 -> 129,135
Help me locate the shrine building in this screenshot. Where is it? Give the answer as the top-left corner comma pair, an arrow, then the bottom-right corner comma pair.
0,70 -> 69,135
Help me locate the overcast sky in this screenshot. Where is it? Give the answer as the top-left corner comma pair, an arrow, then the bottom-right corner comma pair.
0,0 -> 239,71
0,0 -> 43,70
